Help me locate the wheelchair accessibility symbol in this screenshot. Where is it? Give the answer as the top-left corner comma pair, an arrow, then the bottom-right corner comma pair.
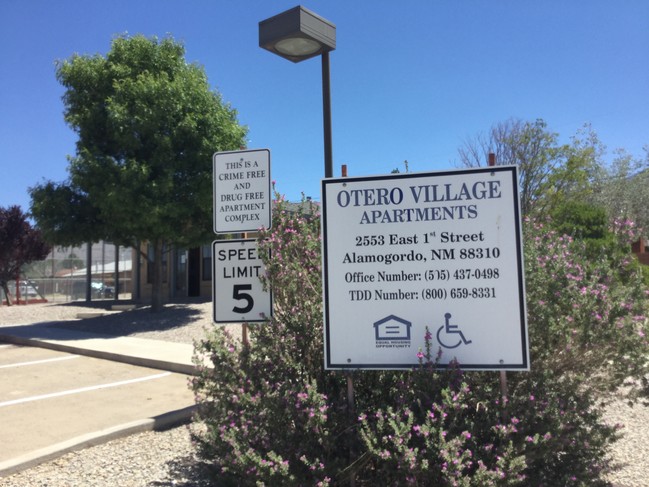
437,313 -> 472,349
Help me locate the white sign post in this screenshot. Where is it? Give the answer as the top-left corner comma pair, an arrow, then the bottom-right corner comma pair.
321,166 -> 528,370
212,239 -> 272,323
213,149 -> 272,234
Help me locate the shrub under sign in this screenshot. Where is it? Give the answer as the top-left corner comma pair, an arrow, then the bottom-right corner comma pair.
321,166 -> 529,370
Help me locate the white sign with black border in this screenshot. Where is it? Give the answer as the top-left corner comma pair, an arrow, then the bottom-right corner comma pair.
212,239 -> 272,323
213,149 -> 272,234
321,166 -> 528,370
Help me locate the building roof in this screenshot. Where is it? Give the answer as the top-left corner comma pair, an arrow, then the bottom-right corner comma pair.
62,260 -> 132,277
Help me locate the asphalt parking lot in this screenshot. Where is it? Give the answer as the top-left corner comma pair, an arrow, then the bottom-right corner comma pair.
0,342 -> 195,468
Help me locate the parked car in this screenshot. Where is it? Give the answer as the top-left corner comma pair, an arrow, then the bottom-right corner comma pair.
92,282 -> 114,298
71,281 -> 114,299
8,280 -> 40,298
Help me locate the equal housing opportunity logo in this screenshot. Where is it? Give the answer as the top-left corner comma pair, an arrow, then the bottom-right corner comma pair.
374,315 -> 412,349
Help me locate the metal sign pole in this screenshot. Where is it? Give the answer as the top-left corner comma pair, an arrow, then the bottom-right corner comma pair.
340,164 -> 355,414
242,231 -> 250,348
488,152 -> 509,419
340,165 -> 355,410
340,163 -> 356,487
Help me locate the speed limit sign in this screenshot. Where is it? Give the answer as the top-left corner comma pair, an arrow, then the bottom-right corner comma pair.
212,239 -> 272,323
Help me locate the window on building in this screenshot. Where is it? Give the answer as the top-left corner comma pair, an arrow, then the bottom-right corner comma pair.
202,244 -> 212,280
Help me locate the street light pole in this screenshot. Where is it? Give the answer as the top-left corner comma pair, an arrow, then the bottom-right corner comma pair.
259,6 -> 336,178
321,51 -> 333,178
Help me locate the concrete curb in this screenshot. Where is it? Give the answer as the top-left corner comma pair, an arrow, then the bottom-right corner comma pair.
0,405 -> 196,478
0,328 -> 201,376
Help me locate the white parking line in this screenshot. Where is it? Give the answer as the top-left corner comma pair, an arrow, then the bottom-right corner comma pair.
0,371 -> 172,408
0,355 -> 80,369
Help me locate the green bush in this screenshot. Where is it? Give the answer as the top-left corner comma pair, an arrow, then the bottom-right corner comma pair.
641,262 -> 649,288
550,201 -> 609,240
550,201 -> 618,259
191,195 -> 648,486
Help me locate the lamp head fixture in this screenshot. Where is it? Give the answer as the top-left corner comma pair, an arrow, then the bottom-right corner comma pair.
259,5 -> 336,63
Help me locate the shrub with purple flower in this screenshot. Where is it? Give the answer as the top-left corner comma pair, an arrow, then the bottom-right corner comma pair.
190,194 -> 648,485
524,218 -> 648,398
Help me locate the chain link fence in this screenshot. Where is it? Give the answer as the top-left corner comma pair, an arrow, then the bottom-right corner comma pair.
2,242 -> 133,305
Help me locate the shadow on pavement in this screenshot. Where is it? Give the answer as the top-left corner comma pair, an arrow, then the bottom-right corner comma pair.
34,298 -> 210,339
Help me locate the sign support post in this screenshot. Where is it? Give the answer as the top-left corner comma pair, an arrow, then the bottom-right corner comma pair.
339,164 -> 356,418
487,152 -> 510,420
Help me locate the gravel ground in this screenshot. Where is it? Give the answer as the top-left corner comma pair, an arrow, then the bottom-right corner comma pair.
0,427 -> 214,487
1,300 -> 648,486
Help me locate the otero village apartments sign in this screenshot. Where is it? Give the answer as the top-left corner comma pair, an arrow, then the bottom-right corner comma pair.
321,166 -> 529,370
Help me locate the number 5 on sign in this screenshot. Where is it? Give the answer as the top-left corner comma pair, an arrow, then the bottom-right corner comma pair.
212,239 -> 272,323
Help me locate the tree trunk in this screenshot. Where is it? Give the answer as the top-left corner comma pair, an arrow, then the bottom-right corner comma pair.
1,282 -> 12,306
134,240 -> 141,302
86,242 -> 92,302
114,244 -> 120,302
151,239 -> 164,312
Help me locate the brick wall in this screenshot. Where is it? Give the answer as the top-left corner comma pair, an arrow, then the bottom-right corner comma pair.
632,237 -> 649,265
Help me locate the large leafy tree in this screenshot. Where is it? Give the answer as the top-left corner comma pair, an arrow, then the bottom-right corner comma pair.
0,206 -> 51,305
30,35 -> 247,311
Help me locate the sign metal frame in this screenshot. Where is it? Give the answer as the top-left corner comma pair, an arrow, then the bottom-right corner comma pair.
212,238 -> 272,324
213,149 -> 272,234
321,166 -> 528,371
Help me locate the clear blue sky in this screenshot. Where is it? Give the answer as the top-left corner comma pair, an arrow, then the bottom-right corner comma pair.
1,0 -> 647,213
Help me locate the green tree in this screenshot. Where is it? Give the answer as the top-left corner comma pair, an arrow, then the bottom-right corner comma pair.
59,253 -> 84,270
30,34 -> 247,311
0,206 -> 51,305
458,119 -> 562,214
543,123 -> 607,212
457,119 -> 605,217
30,182 -> 104,246
591,147 -> 649,234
